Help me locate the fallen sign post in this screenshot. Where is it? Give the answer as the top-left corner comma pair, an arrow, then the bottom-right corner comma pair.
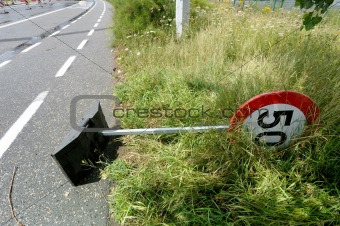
99,125 -> 230,136
52,90 -> 320,186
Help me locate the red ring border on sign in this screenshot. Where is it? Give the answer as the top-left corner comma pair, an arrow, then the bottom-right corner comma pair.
229,90 -> 320,131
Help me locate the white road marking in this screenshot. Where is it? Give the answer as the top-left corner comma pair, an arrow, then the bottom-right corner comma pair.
0,0 -> 97,29
99,16 -> 103,19
55,56 -> 76,77
97,19 -> 101,22
22,42 -> 41,53
87,29 -> 94,36
0,60 -> 11,68
49,30 -> 60,37
94,23 -> 98,28
0,91 -> 49,159
71,20 -> 78,24
77,39 -> 88,50
87,1 -> 96,13
0,7 -> 66,29
62,24 -> 70,29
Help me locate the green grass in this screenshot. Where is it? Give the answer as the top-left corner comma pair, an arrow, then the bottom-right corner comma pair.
104,2 -> 340,225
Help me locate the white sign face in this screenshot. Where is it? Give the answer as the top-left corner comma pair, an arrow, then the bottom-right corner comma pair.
243,104 -> 306,149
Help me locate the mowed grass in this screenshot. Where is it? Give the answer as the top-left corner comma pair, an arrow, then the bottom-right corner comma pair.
104,3 -> 340,225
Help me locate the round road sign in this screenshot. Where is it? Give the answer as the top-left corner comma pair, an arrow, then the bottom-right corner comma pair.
229,90 -> 320,149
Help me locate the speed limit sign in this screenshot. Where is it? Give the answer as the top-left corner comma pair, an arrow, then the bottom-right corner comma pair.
229,91 -> 320,149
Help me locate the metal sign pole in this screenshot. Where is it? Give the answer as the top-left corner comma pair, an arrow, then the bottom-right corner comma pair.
99,125 -> 230,136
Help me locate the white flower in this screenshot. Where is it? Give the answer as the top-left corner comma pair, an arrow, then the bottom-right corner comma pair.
125,48 -> 129,51
137,52 -> 141,56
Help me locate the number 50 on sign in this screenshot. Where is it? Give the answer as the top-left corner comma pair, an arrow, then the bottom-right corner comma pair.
229,90 -> 320,149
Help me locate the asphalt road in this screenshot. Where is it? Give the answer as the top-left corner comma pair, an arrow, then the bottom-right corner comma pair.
0,0 -> 117,225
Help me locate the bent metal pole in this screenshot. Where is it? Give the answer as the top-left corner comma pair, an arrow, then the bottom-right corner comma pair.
99,125 -> 230,136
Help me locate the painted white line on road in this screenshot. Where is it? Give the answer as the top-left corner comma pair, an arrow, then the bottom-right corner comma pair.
0,60 -> 11,68
49,30 -> 60,37
99,16 -> 103,19
77,39 -> 88,50
62,24 -> 70,29
0,91 -> 48,159
22,42 -> 41,53
71,20 -> 78,24
87,29 -> 94,36
94,23 -> 99,28
87,0 -> 96,13
97,19 -> 101,22
55,56 -> 76,77
78,0 -> 97,19
0,8 -> 66,29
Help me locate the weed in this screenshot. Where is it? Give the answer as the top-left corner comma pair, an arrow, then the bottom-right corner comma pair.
104,1 -> 340,225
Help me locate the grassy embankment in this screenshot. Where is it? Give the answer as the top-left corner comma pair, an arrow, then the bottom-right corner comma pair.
104,0 -> 340,224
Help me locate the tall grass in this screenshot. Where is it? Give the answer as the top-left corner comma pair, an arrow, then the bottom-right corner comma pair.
104,2 -> 340,225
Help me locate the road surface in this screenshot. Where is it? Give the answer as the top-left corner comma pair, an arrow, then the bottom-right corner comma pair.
0,0 -> 117,225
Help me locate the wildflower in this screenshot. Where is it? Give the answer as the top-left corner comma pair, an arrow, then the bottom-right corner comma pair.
263,7 -> 271,12
125,48 -> 129,51
137,52 -> 141,56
